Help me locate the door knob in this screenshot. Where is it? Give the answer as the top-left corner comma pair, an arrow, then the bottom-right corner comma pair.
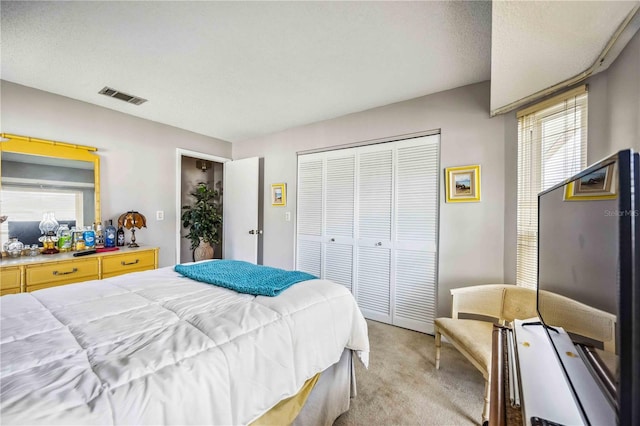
249,229 -> 264,235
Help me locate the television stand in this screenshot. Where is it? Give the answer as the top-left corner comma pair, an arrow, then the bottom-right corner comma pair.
490,319 -> 616,425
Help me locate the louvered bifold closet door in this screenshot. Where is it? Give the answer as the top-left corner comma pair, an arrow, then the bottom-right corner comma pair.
324,152 -> 356,291
296,156 -> 323,277
393,135 -> 439,334
296,134 -> 440,334
356,146 -> 393,323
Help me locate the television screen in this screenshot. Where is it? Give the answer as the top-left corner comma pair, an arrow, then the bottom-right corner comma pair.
537,149 -> 636,424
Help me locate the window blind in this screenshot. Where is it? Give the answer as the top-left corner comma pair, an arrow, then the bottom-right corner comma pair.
516,85 -> 588,289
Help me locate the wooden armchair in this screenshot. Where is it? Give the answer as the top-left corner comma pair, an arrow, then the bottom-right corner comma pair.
434,284 -> 537,424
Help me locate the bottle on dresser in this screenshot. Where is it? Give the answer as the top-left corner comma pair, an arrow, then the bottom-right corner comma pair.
104,220 -> 117,248
74,232 -> 86,251
56,224 -> 72,252
95,222 -> 104,249
83,225 -> 95,249
116,225 -> 125,247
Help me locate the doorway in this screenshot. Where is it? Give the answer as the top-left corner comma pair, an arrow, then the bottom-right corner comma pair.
176,149 -> 229,264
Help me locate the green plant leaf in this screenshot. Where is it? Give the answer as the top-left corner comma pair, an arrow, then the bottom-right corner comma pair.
181,182 -> 223,249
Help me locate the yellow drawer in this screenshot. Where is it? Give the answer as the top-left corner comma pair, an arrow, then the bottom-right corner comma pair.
1,267 -> 21,291
1,287 -> 21,296
102,249 -> 156,278
26,258 -> 99,291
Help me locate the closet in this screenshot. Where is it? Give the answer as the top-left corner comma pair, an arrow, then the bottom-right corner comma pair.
296,134 -> 439,333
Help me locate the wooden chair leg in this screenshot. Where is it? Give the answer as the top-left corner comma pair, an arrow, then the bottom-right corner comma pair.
482,377 -> 490,424
435,329 -> 442,369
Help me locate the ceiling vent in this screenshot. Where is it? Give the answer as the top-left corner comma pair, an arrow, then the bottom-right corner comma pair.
98,86 -> 147,105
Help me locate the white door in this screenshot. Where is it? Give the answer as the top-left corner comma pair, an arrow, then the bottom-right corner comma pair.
323,152 -> 356,291
296,150 -> 357,289
296,156 -> 323,276
356,145 -> 394,324
393,136 -> 439,334
223,157 -> 260,263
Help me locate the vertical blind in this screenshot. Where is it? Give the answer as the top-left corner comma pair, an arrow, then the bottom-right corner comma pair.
516,85 -> 588,289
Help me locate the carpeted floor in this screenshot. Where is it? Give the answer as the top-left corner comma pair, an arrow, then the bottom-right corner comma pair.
334,320 -> 484,426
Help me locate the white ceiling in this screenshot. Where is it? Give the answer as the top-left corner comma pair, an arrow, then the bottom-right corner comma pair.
1,1 -> 491,143
491,1 -> 639,114
1,1 -> 638,143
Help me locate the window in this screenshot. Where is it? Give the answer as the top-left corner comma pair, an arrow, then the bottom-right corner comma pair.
516,85 -> 588,288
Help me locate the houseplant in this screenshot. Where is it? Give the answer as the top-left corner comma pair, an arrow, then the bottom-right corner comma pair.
181,182 -> 222,261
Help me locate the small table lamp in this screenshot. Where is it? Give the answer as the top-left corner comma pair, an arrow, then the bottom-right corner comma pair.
117,211 -> 147,248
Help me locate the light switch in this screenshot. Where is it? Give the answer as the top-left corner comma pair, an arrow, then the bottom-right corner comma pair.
156,210 -> 164,221
285,211 -> 291,222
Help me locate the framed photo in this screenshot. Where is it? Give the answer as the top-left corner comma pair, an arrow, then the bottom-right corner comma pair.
445,165 -> 481,203
564,162 -> 617,201
271,183 -> 287,206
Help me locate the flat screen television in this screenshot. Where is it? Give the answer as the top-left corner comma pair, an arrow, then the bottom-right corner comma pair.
537,149 -> 638,425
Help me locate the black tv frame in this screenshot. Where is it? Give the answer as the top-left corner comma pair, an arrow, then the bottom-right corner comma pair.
629,152 -> 639,426
616,150 -> 634,426
536,149 -> 637,425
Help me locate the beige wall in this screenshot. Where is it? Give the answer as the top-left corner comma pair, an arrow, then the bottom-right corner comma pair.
503,29 -> 640,284
233,81 -> 506,318
1,80 -> 232,267
604,29 -> 640,154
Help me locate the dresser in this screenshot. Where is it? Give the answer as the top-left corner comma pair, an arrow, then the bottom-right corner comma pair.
0,246 -> 159,294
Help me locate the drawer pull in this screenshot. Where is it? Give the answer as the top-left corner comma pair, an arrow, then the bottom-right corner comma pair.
121,259 -> 140,266
53,268 -> 78,276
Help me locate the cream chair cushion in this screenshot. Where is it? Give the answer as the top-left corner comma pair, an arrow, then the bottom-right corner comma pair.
434,318 -> 493,376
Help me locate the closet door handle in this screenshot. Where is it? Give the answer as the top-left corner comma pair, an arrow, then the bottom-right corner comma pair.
330,238 -> 335,242
375,242 -> 382,246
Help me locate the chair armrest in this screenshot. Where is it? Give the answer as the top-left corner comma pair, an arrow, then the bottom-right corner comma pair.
450,284 -> 509,320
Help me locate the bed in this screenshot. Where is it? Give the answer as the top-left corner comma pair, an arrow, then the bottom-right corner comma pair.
0,262 -> 369,425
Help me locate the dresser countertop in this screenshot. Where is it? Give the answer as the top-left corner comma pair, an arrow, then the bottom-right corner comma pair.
0,246 -> 158,267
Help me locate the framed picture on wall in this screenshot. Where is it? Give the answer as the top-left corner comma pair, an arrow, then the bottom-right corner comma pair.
445,165 -> 481,203
271,183 -> 286,206
564,161 -> 617,201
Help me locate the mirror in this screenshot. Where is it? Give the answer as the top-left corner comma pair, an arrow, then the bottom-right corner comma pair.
0,133 -> 100,248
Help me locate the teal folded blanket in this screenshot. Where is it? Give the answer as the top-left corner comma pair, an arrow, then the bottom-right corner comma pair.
174,260 -> 317,297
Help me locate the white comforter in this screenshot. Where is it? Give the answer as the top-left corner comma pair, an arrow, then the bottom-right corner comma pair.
0,266 -> 369,425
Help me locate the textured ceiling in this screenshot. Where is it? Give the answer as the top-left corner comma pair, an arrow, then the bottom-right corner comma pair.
491,1 -> 639,113
0,1 -> 491,143
2,1 -> 637,143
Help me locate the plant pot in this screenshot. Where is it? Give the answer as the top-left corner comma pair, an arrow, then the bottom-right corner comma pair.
193,238 -> 214,262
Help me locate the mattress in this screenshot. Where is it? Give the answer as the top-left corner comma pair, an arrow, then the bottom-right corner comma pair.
0,265 -> 369,425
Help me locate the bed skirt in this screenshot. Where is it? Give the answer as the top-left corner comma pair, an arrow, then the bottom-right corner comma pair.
252,349 -> 355,426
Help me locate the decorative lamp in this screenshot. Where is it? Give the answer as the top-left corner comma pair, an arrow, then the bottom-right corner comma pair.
38,211 -> 60,254
196,160 -> 210,172
117,211 -> 147,248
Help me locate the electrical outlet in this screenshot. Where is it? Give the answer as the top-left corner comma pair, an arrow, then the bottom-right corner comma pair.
156,210 -> 164,221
